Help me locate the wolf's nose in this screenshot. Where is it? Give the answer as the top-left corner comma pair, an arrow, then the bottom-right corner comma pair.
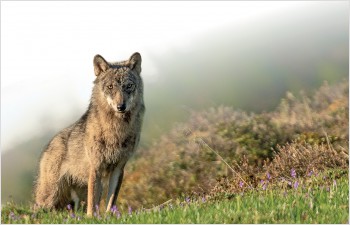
117,104 -> 126,112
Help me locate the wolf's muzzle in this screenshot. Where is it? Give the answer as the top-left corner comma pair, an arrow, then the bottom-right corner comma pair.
117,104 -> 126,113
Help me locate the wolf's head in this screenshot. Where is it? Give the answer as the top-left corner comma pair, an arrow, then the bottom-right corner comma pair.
92,52 -> 143,115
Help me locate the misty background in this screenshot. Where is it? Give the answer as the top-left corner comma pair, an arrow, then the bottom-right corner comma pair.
1,1 -> 348,205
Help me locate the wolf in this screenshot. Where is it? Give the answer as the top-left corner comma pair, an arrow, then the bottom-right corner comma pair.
34,52 -> 145,216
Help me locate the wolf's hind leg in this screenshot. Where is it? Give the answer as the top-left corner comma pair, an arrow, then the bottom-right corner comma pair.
35,135 -> 68,209
71,189 -> 80,211
34,180 -> 60,209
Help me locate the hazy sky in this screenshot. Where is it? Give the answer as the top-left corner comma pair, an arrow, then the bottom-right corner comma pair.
0,1 -> 343,151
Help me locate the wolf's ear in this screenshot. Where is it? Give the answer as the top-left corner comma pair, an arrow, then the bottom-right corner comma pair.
93,55 -> 110,76
128,52 -> 142,74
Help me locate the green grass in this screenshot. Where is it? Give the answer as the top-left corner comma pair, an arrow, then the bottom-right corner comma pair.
2,175 -> 348,224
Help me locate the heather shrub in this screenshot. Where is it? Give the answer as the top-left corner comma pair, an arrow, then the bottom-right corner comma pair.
218,80 -> 348,165
209,141 -> 348,198
271,81 -> 348,148
268,142 -> 348,179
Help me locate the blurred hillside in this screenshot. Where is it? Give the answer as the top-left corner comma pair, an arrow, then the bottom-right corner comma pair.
142,3 -> 348,141
1,3 -> 348,205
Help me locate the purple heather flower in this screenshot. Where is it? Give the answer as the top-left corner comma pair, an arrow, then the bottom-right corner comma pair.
185,197 -> 191,204
307,171 -> 313,177
239,181 -> 244,188
67,204 -> 72,210
128,205 -> 132,215
333,180 -> 337,187
95,204 -> 100,217
70,213 -> 75,218
294,181 -> 299,189
112,206 -> 121,218
9,212 -> 16,220
326,186 -> 330,192
280,177 -> 286,184
267,172 -> 271,180
202,196 -> 206,203
291,168 -> 296,178
262,184 -> 267,190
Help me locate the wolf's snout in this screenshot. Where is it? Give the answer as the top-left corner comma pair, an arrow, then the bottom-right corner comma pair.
117,103 -> 126,112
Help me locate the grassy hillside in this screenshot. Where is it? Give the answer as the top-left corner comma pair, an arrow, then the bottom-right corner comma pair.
1,80 -> 348,223
1,170 -> 348,223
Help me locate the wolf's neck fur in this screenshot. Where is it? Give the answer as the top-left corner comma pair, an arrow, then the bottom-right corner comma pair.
88,92 -> 136,143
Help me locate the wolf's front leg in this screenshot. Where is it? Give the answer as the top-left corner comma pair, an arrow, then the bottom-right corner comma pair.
87,168 -> 102,217
106,165 -> 125,212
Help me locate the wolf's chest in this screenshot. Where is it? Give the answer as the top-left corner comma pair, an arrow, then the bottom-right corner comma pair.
102,146 -> 129,165
98,133 -> 135,167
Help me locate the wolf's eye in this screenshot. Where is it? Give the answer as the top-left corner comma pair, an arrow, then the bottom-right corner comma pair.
127,84 -> 134,89
108,84 -> 113,89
